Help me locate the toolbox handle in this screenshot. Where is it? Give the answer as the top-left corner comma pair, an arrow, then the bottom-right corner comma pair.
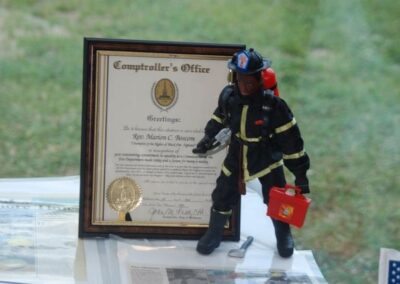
283,184 -> 303,197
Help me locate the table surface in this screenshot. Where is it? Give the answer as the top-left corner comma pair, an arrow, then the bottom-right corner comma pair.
0,176 -> 326,284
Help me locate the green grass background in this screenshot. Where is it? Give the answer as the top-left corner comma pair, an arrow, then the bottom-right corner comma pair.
0,0 -> 399,282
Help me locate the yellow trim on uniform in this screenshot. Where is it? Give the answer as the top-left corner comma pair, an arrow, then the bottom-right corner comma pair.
235,133 -> 262,142
240,106 -> 248,138
275,118 -> 297,134
283,149 -> 305,160
212,208 -> 232,215
238,105 -> 262,142
221,164 -> 232,176
242,145 -> 283,181
212,114 -> 223,124
243,145 -> 249,180
244,137 -> 262,142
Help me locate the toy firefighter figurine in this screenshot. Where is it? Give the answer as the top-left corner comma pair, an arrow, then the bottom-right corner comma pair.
192,48 -> 310,258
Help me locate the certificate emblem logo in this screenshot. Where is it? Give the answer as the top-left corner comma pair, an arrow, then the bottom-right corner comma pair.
152,78 -> 178,111
106,177 -> 143,221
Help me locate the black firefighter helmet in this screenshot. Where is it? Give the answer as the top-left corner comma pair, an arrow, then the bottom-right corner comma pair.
228,48 -> 271,75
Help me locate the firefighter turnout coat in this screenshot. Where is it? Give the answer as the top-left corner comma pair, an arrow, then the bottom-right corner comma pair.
203,84 -> 310,205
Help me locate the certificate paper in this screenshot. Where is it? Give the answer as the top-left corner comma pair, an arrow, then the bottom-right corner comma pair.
79,39 -> 244,239
97,52 -> 228,224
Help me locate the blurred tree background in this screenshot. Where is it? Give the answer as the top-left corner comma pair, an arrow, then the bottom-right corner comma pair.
0,0 -> 399,282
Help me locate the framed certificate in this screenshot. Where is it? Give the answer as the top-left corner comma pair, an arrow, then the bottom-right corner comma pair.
79,38 -> 245,239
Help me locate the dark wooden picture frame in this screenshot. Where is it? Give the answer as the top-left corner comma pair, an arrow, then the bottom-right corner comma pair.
79,38 -> 245,240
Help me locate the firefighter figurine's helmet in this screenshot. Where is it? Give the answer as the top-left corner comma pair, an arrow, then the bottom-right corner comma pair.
228,48 -> 271,75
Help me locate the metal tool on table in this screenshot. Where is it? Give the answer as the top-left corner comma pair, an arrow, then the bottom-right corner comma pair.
228,236 -> 254,258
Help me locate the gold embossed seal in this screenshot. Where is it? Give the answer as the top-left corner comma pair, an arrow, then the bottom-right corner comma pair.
151,78 -> 178,111
106,177 -> 142,221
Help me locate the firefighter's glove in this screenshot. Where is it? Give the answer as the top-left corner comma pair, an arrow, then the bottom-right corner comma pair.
192,135 -> 213,154
294,175 -> 310,194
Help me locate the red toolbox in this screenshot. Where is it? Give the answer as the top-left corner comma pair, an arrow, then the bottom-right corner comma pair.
267,184 -> 311,228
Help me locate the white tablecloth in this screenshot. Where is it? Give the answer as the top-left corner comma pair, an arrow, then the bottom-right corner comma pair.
0,176 -> 326,284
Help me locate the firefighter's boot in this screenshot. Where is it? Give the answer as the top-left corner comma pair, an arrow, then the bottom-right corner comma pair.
196,208 -> 230,255
272,219 -> 294,258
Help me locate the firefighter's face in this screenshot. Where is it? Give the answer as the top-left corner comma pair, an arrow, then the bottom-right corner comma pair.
237,73 -> 261,96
